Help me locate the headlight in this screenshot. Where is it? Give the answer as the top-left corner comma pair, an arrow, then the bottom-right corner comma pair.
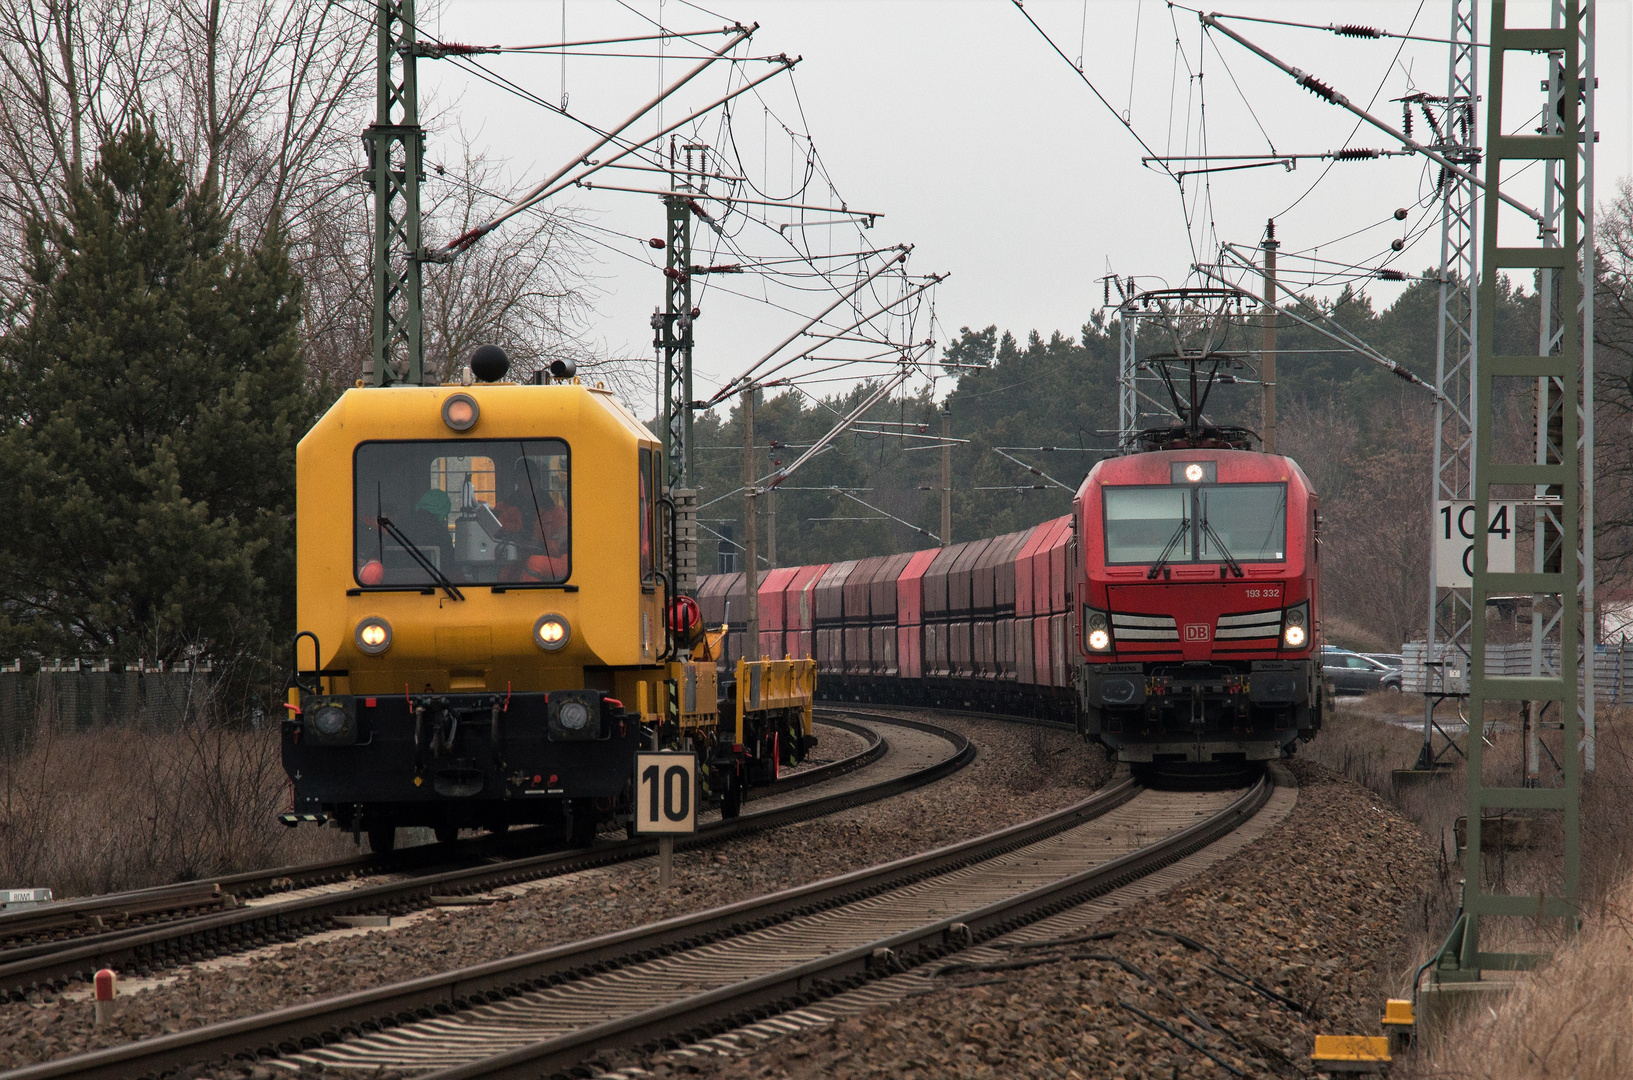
442,392 -> 479,431
356,617 -> 392,655
1084,607 -> 1112,653
558,701 -> 589,730
303,699 -> 356,745
1282,602 -> 1309,648
534,613 -> 570,651
311,705 -> 347,736
547,689 -> 602,741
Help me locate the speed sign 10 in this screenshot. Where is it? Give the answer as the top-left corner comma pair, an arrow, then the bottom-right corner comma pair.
634,752 -> 697,834
1435,501 -> 1518,589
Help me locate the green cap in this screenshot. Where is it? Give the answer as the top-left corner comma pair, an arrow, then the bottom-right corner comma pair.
415,488 -> 452,518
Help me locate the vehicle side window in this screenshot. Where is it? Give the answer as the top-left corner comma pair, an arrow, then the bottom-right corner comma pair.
639,447 -> 655,584
1346,656 -> 1370,668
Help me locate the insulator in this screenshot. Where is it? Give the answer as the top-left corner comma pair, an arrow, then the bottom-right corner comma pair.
1332,24 -> 1382,38
1391,239 -> 1405,252
1375,269 -> 1407,281
1334,148 -> 1379,161
648,238 -> 666,249
1394,208 -> 1409,221
1437,166 -> 1449,192
1298,74 -> 1337,102
1104,278 -> 1111,306
1402,105 -> 1413,139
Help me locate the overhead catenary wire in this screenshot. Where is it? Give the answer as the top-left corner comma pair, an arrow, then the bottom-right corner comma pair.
345,0 -> 946,418
1199,14 -> 1544,225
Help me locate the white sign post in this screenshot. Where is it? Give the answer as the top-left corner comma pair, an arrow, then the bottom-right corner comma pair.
1435,501 -> 1518,589
634,751 -> 696,886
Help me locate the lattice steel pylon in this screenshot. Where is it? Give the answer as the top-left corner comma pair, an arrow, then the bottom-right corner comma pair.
364,0 -> 427,386
1416,0 -> 1481,769
1529,0 -> 1597,778
1451,0 -> 1592,976
653,141 -> 701,488
1116,279 -> 1139,447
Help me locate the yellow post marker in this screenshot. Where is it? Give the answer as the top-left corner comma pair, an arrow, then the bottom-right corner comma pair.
635,751 -> 696,887
1311,1034 -> 1390,1074
1381,998 -> 1414,1053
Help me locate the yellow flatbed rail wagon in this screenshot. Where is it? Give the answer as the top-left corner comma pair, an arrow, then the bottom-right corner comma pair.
655,623 -> 817,817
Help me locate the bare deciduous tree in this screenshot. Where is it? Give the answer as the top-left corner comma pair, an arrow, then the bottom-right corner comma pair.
0,0 -> 605,390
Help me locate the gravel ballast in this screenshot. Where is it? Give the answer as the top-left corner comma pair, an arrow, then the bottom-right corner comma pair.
0,716 -> 1112,1070
631,758 -> 1439,1080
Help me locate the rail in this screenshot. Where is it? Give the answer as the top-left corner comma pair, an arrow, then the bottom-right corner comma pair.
13,768 -> 1275,1080
0,711 -> 957,999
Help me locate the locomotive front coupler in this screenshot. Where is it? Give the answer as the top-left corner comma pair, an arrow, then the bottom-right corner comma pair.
405,693 -> 513,763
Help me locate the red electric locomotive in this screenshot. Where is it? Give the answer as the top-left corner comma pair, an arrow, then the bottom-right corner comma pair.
696,358 -> 1322,779
1073,444 -> 1322,773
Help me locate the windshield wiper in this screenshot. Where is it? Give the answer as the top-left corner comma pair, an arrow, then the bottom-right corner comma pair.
1201,517 -> 1244,577
1146,515 -> 1191,580
378,516 -> 465,601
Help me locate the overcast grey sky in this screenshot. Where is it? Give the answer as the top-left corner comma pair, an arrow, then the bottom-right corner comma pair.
421,1 -> 1629,408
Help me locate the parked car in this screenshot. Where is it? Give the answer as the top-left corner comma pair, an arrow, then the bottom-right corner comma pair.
1321,647 -> 1403,694
1363,653 -> 1404,669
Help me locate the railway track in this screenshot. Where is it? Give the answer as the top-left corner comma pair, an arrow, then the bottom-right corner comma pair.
13,765 -> 1273,1080
0,711 -> 965,1000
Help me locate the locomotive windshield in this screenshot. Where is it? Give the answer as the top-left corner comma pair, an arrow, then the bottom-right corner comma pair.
353,439 -> 570,588
1103,482 -> 1286,565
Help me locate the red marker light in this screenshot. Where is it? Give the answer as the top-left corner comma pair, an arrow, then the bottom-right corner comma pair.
364,697 -> 377,707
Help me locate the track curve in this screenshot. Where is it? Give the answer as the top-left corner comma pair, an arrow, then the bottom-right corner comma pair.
0,711 -> 967,1001
7,766 -> 1274,1080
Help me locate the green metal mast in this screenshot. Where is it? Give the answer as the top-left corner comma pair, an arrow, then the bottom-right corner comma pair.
662,194 -> 694,486
1446,0 -> 1590,977
365,0 -> 426,387
653,140 -> 697,488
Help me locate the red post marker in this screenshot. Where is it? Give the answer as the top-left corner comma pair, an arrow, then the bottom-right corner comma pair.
93,968 -> 115,1025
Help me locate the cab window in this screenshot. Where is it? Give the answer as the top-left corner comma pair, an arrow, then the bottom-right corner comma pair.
354,439 -> 570,587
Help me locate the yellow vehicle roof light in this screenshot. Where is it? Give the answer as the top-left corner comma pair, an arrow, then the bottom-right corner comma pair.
442,393 -> 479,431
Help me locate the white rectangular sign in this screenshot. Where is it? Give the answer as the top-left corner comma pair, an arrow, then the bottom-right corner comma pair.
634,752 -> 697,835
1435,501 -> 1518,589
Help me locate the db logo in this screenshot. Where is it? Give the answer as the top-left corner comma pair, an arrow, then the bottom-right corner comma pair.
1183,624 -> 1211,642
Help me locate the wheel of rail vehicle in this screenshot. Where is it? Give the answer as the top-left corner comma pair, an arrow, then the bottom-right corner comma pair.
367,824 -> 397,854
433,825 -> 460,845
568,798 -> 598,848
720,767 -> 743,819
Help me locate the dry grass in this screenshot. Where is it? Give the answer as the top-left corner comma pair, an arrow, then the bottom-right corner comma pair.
1307,703 -> 1633,1077
0,723 -> 354,897
1415,874 -> 1633,1079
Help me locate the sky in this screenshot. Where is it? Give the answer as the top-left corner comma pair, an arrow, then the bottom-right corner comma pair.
417,1 -> 1630,411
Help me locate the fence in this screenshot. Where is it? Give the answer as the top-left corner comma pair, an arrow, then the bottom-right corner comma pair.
1402,640 -> 1633,702
0,660 -> 217,753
